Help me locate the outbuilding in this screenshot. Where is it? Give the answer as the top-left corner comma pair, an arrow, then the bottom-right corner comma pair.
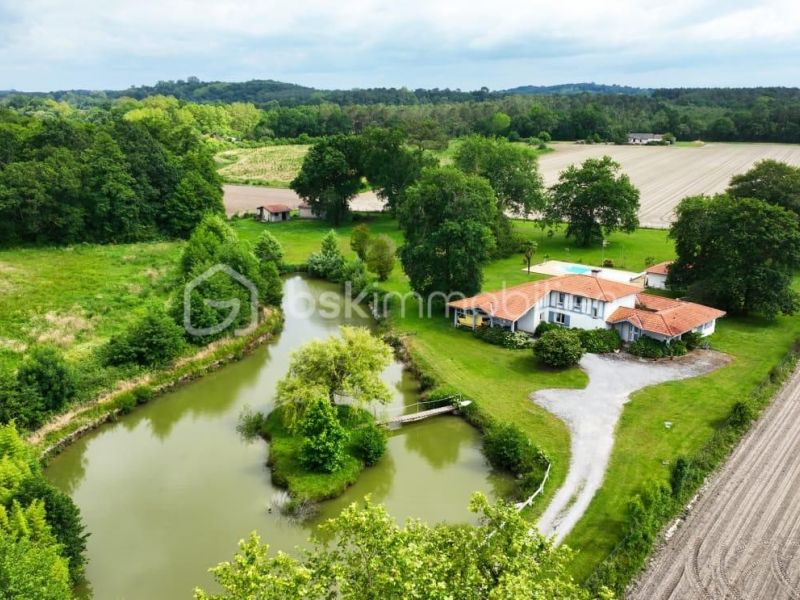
297,203 -> 320,219
645,261 -> 672,290
256,204 -> 290,223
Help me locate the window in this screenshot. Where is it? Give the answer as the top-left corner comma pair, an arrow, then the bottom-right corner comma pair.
574,296 -> 583,311
555,313 -> 567,325
558,293 -> 565,307
592,302 -> 599,318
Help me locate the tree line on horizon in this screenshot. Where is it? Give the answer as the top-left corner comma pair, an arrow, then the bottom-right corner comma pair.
3,82 -> 800,144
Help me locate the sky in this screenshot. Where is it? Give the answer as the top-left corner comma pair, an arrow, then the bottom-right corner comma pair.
1,0 -> 799,92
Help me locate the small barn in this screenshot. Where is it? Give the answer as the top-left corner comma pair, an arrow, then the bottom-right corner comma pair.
256,204 -> 290,223
627,133 -> 664,145
645,261 -> 672,290
298,203 -> 320,219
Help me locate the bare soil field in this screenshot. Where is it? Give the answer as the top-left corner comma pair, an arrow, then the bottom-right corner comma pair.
223,184 -> 383,216
630,366 -> 800,599
219,142 -> 800,227
540,142 -> 800,228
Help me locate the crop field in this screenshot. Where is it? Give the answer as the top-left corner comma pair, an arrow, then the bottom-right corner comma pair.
218,141 -> 800,227
216,144 -> 310,187
539,142 -> 800,228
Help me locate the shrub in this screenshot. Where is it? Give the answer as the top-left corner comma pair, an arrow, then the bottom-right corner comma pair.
16,346 -> 76,414
340,258 -> 371,297
578,329 -> 622,353
105,307 -> 186,368
602,258 -> 615,268
534,321 -> 560,337
307,230 -> 345,282
534,329 -> 584,368
254,231 -> 284,265
132,385 -> 153,405
349,224 -> 371,260
0,370 -> 42,429
352,423 -> 387,466
298,398 -> 347,473
473,326 -> 534,349
114,391 -> 136,415
483,423 -> 545,476
729,400 -> 755,429
628,336 -> 670,359
682,331 -> 704,350
237,406 -> 267,443
365,234 -> 396,281
670,339 -> 688,356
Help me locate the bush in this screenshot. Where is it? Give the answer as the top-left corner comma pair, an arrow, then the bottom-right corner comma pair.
349,224 -> 371,260
237,405 -> 267,443
670,339 -> 688,356
254,231 -> 284,265
132,385 -> 153,405
340,258 -> 371,297
298,398 -> 347,473
602,259 -> 615,268
352,423 -> 387,466
534,321 -> 560,337
113,392 -> 136,415
682,331 -> 704,350
628,336 -> 670,359
16,346 -> 76,414
483,423 -> 546,476
578,329 -> 622,353
105,307 -> 186,368
0,370 -> 42,429
307,230 -> 345,282
534,329 -> 584,368
473,327 -> 534,350
365,234 -> 396,281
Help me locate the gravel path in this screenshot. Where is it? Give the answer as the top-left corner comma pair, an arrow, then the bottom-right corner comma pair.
629,365 -> 800,600
533,351 -> 726,543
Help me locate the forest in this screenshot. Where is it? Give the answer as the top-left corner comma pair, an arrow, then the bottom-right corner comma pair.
2,80 -> 800,144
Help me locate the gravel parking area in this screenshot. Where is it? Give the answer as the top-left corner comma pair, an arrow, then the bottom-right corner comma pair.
533,351 -> 727,543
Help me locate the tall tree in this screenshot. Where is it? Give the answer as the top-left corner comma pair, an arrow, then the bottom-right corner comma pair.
727,159 -> 800,217
290,135 -> 363,225
398,167 -> 497,297
195,493 -> 603,600
668,194 -> 800,317
546,156 -> 640,246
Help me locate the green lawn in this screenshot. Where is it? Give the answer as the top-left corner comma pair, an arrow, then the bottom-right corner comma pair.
0,242 -> 181,372
232,215 -> 800,582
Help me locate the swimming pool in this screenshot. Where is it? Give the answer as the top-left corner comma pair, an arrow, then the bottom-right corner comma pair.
563,264 -> 592,274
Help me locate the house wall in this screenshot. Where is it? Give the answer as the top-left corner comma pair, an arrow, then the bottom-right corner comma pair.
516,289 -> 638,332
693,320 -> 717,337
646,273 -> 668,289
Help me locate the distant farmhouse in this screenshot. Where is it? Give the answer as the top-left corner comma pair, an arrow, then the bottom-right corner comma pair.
449,272 -> 723,344
627,132 -> 665,145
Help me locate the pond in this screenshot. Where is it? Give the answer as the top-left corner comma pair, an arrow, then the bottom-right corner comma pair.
45,275 -> 509,599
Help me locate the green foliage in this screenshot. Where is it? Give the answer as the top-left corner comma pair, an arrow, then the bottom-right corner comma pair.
195,493 -> 596,600
520,239 -> 538,272
365,234 -> 396,281
298,397 -> 347,473
16,347 -> 76,415
340,259 -> 371,297
727,159 -> 800,217
472,327 -> 535,350
349,223 -> 371,260
398,167 -> 497,297
682,331 -> 704,350
669,194 -> 800,317
276,326 -> 393,430
290,135 -> 363,225
307,230 -> 345,282
104,306 -> 186,368
236,406 -> 267,443
578,328 -> 622,353
546,156 -> 640,246
351,423 -> 387,467
253,231 -> 284,265
628,336 -> 671,359
534,329 -> 584,368
483,423 -> 547,476
534,321 -> 560,337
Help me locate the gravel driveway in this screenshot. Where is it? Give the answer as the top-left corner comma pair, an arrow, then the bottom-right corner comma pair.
533,351 -> 727,543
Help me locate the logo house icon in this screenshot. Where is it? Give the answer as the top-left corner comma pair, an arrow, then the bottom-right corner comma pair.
183,264 -> 259,338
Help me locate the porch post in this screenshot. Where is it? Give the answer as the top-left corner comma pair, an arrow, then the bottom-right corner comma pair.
472,313 -> 477,330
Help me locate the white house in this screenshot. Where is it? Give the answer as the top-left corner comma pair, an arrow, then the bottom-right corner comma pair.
297,203 -> 320,219
627,132 -> 664,145
645,261 -> 672,290
256,204 -> 290,223
448,273 -> 724,344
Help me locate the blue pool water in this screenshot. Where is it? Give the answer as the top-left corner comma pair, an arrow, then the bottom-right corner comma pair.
563,265 -> 592,274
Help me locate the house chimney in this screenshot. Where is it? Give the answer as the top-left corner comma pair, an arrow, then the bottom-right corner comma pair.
591,268 -> 601,278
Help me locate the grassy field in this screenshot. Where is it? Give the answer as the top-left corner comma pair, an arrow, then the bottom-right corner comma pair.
0,242 -> 181,373
231,214 -> 800,582
216,144 -> 310,187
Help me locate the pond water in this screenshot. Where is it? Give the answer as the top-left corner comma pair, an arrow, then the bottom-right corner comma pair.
45,276 -> 508,599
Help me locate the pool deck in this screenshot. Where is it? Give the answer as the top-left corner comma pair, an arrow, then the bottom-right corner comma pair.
525,260 -> 646,286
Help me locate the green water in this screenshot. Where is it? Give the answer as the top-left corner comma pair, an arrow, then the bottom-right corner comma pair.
45,276 -> 508,599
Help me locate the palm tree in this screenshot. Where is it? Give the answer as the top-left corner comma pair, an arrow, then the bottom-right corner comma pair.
521,240 -> 538,273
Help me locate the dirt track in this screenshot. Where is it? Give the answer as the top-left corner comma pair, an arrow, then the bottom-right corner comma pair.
629,366 -> 800,600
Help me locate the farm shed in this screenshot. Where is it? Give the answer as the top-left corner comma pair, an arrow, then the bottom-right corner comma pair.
256,204 -> 290,223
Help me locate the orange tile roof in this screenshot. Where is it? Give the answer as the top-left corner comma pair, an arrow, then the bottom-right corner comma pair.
606,293 -> 725,337
646,261 -> 672,275
447,274 -> 641,322
260,204 -> 290,213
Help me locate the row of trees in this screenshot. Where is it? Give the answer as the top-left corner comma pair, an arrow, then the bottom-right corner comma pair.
0,105 -> 223,246
6,84 -> 800,143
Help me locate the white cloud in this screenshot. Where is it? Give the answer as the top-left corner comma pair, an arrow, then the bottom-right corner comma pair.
0,0 -> 798,90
